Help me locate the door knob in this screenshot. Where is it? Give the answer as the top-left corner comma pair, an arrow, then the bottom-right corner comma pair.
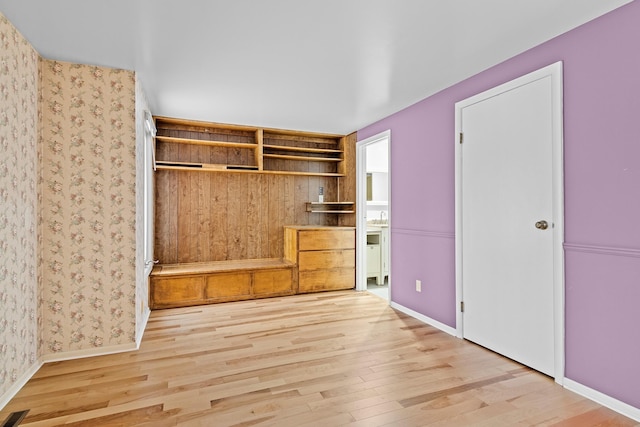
535,220 -> 549,230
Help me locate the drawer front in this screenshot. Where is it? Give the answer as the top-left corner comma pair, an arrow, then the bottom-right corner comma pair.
298,229 -> 354,251
298,249 -> 355,271
253,269 -> 293,295
151,276 -> 204,307
299,268 -> 355,292
205,272 -> 251,299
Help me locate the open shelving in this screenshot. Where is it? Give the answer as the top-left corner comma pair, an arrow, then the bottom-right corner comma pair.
153,116 -> 347,177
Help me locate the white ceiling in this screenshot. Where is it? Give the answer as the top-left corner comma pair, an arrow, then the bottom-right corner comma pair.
0,0 -> 633,134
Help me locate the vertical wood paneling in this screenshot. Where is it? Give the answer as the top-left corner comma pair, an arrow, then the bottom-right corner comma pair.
197,156 -> 211,261
268,175 -> 283,258
246,174 -> 261,259
156,170 -> 354,263
210,172 -> 228,261
177,173 -> 191,263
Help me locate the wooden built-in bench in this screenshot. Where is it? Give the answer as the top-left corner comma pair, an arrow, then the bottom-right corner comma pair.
150,258 -> 296,309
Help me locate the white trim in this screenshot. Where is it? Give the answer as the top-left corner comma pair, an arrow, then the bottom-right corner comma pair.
355,130 -> 391,296
41,342 -> 138,363
564,378 -> 640,422
390,301 -> 457,337
136,306 -> 152,348
0,361 -> 43,411
454,61 -> 565,382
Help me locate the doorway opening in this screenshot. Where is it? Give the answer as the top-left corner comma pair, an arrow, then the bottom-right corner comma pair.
356,131 -> 391,301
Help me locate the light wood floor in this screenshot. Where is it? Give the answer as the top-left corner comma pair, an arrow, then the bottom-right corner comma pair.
2,291 -> 638,426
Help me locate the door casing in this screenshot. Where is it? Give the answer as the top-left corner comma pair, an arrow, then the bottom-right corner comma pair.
454,61 -> 565,383
356,130 -> 391,295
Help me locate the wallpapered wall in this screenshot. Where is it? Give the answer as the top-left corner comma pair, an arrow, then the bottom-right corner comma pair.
1,12 -> 141,402
0,13 -> 40,398
39,59 -> 137,355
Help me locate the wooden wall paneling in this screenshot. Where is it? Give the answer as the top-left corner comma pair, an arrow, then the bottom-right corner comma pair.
246,174 -> 263,259
294,176 -> 310,226
283,174 -> 296,232
154,170 -> 175,263
226,173 -> 249,259
177,171 -> 191,263
197,139 -> 211,261
210,172 -> 228,261
268,175 -> 283,258
257,175 -> 270,257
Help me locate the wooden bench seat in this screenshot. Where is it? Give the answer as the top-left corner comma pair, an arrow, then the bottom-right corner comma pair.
150,258 -> 296,309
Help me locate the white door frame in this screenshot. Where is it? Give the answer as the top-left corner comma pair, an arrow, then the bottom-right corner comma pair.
356,130 -> 391,294
454,62 -> 565,382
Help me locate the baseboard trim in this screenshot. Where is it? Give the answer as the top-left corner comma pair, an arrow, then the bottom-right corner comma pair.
564,378 -> 640,422
41,342 -> 138,364
136,307 -> 151,348
390,301 -> 457,336
0,360 -> 43,411
1,321 -> 149,411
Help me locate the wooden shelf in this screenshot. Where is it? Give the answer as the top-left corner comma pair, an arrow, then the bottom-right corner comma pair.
155,162 -> 344,177
263,144 -> 342,154
155,161 -> 259,171
263,154 -> 341,162
156,135 -> 257,149
305,202 -> 355,214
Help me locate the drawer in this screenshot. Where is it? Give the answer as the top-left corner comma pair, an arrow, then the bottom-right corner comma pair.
253,269 -> 293,295
151,276 -> 204,307
298,249 -> 355,271
299,268 -> 355,292
205,272 -> 251,299
298,229 -> 354,251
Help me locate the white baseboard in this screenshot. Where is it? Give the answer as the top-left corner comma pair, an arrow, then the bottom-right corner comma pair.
41,342 -> 138,364
136,307 -> 151,348
0,360 -> 43,411
563,378 -> 640,422
1,319 -> 149,411
390,301 -> 458,336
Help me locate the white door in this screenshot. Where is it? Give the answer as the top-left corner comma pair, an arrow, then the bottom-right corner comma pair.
456,63 -> 564,378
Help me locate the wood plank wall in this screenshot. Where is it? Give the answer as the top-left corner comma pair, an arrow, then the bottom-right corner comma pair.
154,125 -> 356,264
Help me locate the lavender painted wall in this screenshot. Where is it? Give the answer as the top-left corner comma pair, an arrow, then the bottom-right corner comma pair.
359,1 -> 640,409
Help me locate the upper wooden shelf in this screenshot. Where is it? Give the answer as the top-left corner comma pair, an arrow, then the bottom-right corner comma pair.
153,116 -> 348,177
156,135 -> 257,149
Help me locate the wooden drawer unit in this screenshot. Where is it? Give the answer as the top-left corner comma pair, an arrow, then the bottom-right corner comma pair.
285,226 -> 355,293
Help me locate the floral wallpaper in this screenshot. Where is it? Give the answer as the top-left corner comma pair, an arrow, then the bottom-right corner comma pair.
40,59 -> 137,354
0,13 -> 40,399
